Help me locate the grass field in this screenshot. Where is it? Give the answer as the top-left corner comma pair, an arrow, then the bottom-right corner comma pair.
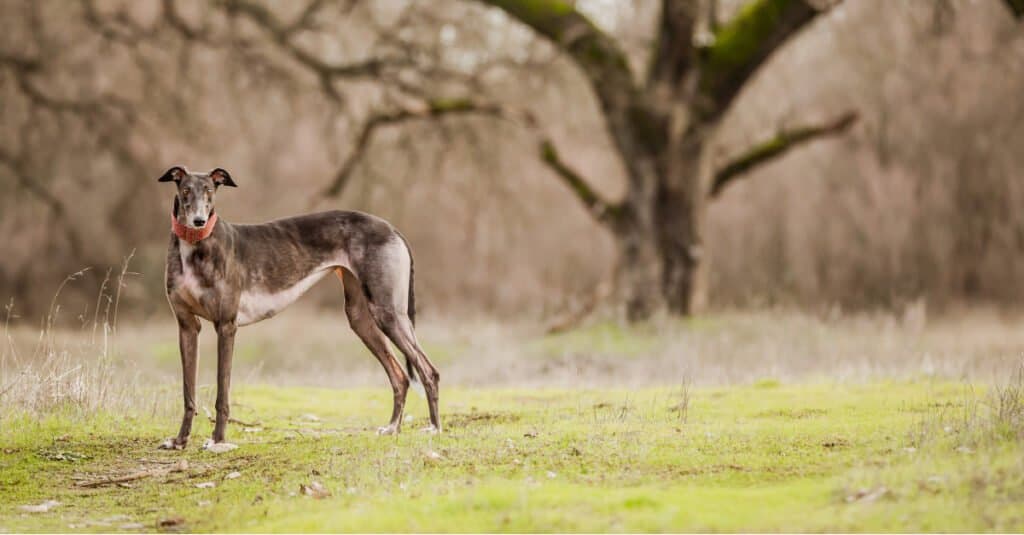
3,380 -> 1024,532
2,309 -> 1024,531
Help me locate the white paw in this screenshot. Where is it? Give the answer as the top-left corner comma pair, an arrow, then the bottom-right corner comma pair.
420,425 -> 440,435
202,439 -> 238,453
376,424 -> 399,436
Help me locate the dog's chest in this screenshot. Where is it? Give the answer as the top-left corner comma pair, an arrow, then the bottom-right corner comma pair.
172,241 -> 210,311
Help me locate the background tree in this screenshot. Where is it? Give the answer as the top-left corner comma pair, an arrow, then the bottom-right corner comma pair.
1,0 -> 1022,323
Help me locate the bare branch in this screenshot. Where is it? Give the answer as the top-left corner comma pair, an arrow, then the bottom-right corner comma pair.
319,99 -> 505,198
710,110 -> 857,198
221,0 -> 405,98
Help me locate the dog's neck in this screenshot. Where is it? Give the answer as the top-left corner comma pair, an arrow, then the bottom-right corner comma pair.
171,208 -> 219,244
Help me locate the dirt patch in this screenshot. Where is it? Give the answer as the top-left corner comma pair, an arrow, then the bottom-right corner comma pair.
444,411 -> 522,429
754,408 -> 828,419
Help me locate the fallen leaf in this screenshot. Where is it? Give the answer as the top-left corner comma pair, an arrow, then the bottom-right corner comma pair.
300,481 -> 331,499
195,481 -> 215,489
158,516 -> 185,528
523,431 -> 538,438
19,500 -> 60,513
224,471 -> 241,480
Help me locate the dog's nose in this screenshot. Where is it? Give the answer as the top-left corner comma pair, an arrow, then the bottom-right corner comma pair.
193,218 -> 206,227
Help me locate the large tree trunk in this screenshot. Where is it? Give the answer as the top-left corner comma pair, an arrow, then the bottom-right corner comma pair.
611,215 -> 665,321
655,125 -> 713,315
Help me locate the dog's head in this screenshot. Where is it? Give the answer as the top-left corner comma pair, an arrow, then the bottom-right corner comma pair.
158,166 -> 237,229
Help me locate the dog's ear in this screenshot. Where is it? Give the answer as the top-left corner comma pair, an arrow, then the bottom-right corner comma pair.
210,168 -> 237,188
158,166 -> 187,184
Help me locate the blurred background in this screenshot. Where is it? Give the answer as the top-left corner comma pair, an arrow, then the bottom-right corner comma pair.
3,0 -> 1024,416
0,0 -> 1022,333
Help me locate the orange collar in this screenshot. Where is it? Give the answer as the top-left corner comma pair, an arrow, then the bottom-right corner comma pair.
171,212 -> 218,244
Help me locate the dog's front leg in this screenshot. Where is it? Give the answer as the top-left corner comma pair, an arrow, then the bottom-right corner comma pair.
211,319 -> 237,445
160,315 -> 200,450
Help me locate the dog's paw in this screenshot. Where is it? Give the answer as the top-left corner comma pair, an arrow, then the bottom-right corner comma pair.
158,438 -> 186,450
419,425 -> 441,435
202,439 -> 238,453
376,424 -> 399,436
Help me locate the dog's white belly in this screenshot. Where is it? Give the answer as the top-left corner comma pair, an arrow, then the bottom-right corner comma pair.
236,268 -> 332,326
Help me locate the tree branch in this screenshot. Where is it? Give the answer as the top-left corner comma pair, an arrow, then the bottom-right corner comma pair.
475,1 -> 651,151
319,99 -> 505,198
699,0 -> 839,114
538,139 -> 619,223
1005,0 -> 1024,18
647,0 -> 698,91
219,0 -> 406,103
710,110 -> 857,198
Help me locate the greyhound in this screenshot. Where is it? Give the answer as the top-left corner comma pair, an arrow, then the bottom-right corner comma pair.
156,166 -> 440,450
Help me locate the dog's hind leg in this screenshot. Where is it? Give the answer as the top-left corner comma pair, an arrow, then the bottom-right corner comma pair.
338,269 -> 410,435
377,314 -> 441,433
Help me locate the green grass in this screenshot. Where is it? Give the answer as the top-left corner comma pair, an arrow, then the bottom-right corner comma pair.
1,381 -> 1022,532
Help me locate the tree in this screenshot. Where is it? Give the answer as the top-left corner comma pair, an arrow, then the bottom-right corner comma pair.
449,0 -> 861,319
3,0 -> 1020,320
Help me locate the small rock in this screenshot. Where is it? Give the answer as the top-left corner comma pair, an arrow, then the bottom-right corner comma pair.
300,413 -> 321,422
300,481 -> 331,499
202,441 -> 238,454
424,450 -> 443,463
19,500 -> 60,513
546,471 -> 557,479
956,445 -> 973,454
224,471 -> 242,480
242,427 -> 261,433
195,481 -> 215,489
173,459 -> 189,472
119,522 -> 145,530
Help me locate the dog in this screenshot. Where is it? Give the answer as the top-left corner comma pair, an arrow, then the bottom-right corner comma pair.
156,166 -> 439,450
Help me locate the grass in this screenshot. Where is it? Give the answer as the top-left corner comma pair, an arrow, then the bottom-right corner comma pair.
4,270 -> 1024,531
2,380 -> 1024,532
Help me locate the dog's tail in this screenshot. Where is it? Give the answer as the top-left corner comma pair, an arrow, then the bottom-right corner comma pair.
398,231 -> 418,383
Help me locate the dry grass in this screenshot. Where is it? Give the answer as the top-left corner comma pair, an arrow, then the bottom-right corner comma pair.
0,254 -> 169,418
3,256 -> 1024,419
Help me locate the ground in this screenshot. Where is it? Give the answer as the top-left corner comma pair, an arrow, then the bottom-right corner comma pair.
2,310 -> 1023,531
3,380 -> 1023,532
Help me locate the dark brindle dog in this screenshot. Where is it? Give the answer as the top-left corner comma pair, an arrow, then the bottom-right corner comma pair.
157,166 -> 439,450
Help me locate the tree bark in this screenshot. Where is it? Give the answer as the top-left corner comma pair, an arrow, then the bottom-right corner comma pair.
655,126 -> 710,315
